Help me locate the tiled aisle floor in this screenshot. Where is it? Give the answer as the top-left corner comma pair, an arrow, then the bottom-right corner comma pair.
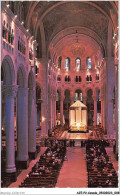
55,147 -> 87,188
8,147 -> 47,188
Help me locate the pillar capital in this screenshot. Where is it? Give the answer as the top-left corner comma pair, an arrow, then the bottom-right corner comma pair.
3,85 -> 18,98
94,97 -> 97,126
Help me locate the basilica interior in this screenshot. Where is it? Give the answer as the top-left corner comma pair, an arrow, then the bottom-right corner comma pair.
1,1 -> 119,189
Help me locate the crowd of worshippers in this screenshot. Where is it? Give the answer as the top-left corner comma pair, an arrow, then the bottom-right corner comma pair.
43,139 -> 86,148
86,140 -> 118,188
19,140 -> 66,188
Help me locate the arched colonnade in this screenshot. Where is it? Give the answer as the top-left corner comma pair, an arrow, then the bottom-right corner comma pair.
1,55 -> 36,179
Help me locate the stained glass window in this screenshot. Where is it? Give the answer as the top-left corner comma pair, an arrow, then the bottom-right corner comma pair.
58,56 -> 62,69
65,57 -> 70,70
87,57 -> 92,69
76,58 -> 81,70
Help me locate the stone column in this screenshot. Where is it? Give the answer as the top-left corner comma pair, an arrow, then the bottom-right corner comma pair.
100,95 -> 103,127
54,95 -> 56,126
1,81 -> 3,151
101,95 -> 105,131
103,96 -> 106,131
53,97 -> 56,127
93,96 -> 97,126
106,20 -> 115,135
4,85 -> 18,179
115,65 -> 118,158
83,96 -> 87,105
48,94 -> 51,130
28,89 -> 36,159
107,97 -> 114,136
16,87 -> 29,168
50,96 -> 53,128
35,104 -> 37,130
105,56 -> 115,135
52,97 -> 54,128
41,100 -> 48,137
60,96 -> 64,126
52,98 -> 54,128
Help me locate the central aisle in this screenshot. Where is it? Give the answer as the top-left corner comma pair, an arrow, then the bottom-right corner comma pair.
56,147 -> 87,188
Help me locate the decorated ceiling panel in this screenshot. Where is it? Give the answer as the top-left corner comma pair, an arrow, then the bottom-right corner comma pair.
43,2 -> 108,44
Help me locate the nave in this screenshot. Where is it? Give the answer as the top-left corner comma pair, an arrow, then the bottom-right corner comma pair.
4,138 -> 118,188
1,2 -> 119,190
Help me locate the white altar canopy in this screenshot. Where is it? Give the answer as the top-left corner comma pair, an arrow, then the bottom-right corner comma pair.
69,100 -> 87,130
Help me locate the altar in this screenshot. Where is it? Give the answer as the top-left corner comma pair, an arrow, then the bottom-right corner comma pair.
69,100 -> 87,132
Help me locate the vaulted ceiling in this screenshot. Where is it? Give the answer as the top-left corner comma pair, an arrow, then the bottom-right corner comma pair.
23,1 -> 118,60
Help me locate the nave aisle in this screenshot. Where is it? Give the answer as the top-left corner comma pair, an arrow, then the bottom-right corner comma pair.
56,147 -> 87,188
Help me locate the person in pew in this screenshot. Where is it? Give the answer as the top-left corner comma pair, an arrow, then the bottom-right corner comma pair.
45,167 -> 50,174
35,162 -> 39,168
